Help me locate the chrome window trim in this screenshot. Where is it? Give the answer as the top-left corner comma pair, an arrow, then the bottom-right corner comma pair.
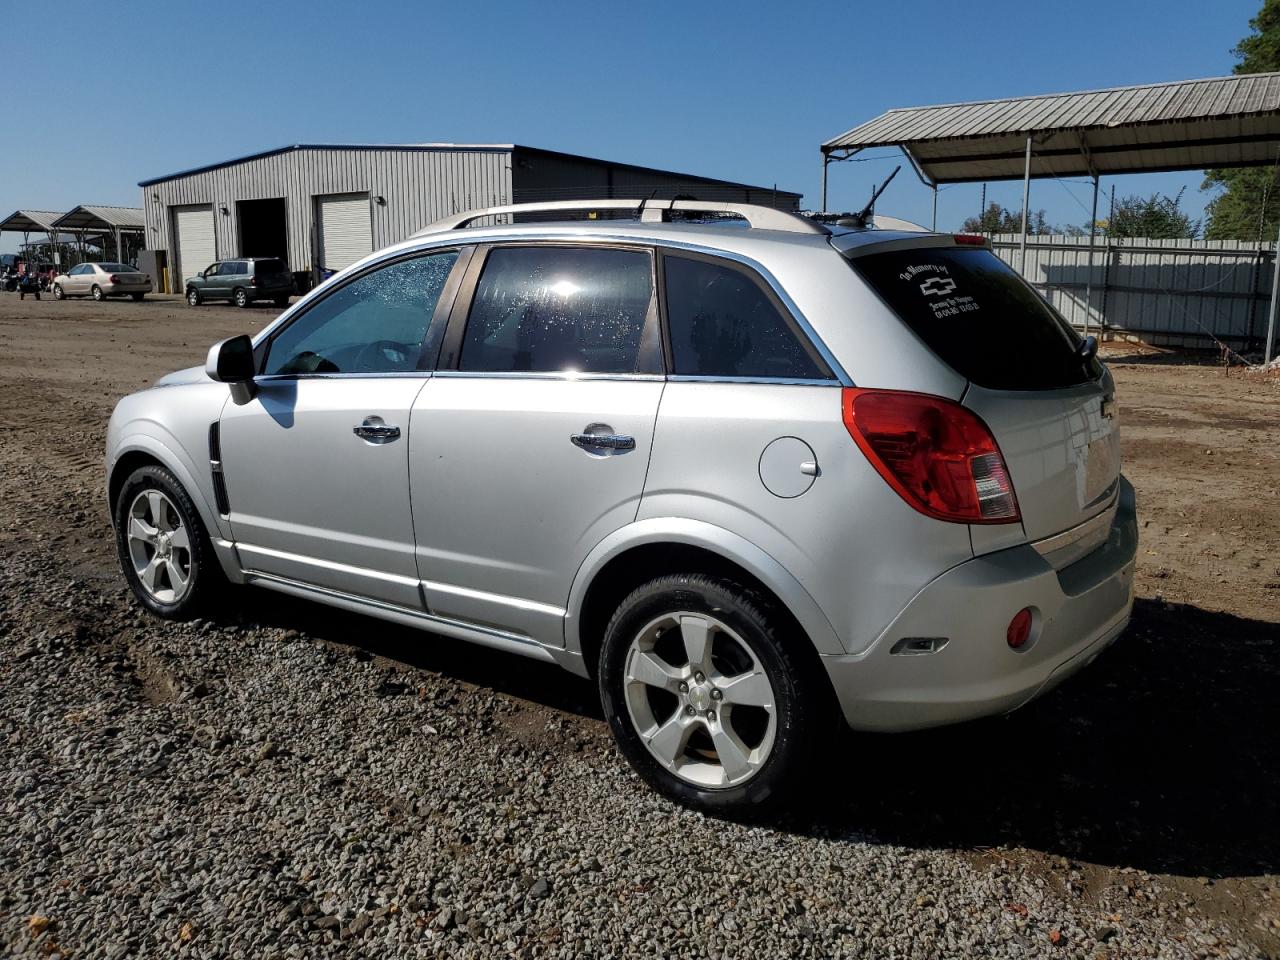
666,375 -> 841,387
433,370 -> 665,383
253,371 -> 433,383
254,230 -> 852,386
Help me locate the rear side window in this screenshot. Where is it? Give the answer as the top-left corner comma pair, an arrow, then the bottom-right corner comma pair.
848,247 -> 1097,390
459,246 -> 658,374
663,255 -> 828,379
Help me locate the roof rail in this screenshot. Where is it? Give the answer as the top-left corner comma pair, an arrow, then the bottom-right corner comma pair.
416,199 -> 828,236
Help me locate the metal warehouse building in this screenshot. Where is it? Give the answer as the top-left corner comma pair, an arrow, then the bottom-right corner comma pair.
139,143 -> 801,293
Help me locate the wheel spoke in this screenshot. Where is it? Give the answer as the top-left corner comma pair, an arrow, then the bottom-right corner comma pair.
146,491 -> 168,531
626,650 -> 682,693
166,559 -> 189,592
711,722 -> 754,782
679,616 -> 713,672
128,516 -> 158,545
140,556 -> 164,592
718,669 -> 773,708
646,713 -> 694,768
168,524 -> 190,553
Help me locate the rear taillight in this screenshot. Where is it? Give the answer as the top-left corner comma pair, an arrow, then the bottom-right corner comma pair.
841,388 -> 1020,524
109,274 -> 120,283
249,275 -> 258,286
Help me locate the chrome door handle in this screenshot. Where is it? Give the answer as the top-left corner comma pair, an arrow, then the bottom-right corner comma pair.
570,433 -> 635,451
353,417 -> 400,442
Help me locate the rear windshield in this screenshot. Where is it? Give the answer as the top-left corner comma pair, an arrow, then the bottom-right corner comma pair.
848,246 -> 1099,390
100,263 -> 137,272
255,258 -> 288,274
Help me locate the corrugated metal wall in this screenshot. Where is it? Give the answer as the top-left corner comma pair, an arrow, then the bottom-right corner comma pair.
989,233 -> 1276,349
142,147 -> 513,287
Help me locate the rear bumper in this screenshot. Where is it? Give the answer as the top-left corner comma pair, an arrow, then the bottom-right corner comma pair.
104,282 -> 153,295
822,476 -> 1137,732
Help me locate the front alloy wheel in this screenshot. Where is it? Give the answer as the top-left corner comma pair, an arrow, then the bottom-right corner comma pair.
186,287 -> 201,306
126,488 -> 193,604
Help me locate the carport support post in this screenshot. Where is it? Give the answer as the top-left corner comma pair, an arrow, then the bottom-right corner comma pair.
114,228 -> 122,264
821,154 -> 829,213
931,184 -> 938,231
1266,216 -> 1280,364
1083,174 -> 1099,337
1019,134 -> 1032,275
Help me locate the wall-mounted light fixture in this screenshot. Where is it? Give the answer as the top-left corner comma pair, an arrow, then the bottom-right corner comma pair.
373,195 -> 386,206
219,203 -> 230,215
151,193 -> 160,202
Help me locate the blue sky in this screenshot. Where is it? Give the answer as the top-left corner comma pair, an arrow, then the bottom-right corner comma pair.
0,0 -> 1263,253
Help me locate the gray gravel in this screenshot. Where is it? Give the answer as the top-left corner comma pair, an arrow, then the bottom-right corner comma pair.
0,541 -> 1267,960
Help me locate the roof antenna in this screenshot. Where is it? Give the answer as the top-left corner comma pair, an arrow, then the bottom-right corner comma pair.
636,189 -> 658,220
852,165 -> 901,228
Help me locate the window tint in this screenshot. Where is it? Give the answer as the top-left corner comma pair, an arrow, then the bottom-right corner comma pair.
203,264 -> 218,276
459,246 -> 657,374
847,247 -> 1099,390
100,263 -> 137,272
255,258 -> 287,275
264,251 -> 458,376
663,255 -> 827,379
218,262 -> 239,276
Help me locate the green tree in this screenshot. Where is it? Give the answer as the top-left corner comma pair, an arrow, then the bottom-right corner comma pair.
1108,189 -> 1202,239
1202,0 -> 1280,240
962,202 -> 1055,235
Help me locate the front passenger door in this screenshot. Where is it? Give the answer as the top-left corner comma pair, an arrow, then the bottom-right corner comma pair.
217,248 -> 465,606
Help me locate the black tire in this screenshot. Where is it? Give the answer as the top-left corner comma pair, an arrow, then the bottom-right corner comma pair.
131,292 -> 145,301
273,296 -> 289,308
113,464 -> 223,620
91,285 -> 105,301
232,287 -> 249,308
186,287 -> 201,306
53,283 -> 64,300
598,573 -> 831,814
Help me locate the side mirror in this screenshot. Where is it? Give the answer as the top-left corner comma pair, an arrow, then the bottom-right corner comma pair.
206,335 -> 259,406
206,334 -> 255,383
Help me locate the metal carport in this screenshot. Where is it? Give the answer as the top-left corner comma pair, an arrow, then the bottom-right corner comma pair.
0,210 -> 65,263
821,72 -> 1280,361
51,205 -> 145,264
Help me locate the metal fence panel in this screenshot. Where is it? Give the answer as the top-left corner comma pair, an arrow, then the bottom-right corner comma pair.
987,233 -> 1273,350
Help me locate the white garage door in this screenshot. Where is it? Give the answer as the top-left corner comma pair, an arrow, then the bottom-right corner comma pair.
316,193 -> 373,273
174,205 -> 216,288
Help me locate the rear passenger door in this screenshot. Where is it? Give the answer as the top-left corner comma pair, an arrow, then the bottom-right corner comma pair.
409,243 -> 665,647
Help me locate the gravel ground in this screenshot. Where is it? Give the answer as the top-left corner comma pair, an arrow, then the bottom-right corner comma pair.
0,297 -> 1277,959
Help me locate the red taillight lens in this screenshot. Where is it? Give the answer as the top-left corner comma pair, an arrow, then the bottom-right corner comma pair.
109,274 -> 120,283
1007,608 -> 1034,648
953,234 -> 988,246
842,388 -> 1020,524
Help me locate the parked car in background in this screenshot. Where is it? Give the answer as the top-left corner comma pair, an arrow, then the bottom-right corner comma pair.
185,258 -> 293,308
53,262 -> 152,301
105,199 -> 1135,813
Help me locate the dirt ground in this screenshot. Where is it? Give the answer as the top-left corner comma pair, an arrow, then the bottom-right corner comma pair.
1,294 -> 1277,956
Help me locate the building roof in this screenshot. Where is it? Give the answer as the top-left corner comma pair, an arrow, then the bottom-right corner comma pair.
0,210 -> 65,232
823,72 -> 1280,182
137,142 -> 802,199
52,205 -> 145,231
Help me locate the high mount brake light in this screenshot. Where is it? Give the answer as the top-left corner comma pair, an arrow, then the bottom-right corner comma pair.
841,388 -> 1020,524
952,234 -> 988,246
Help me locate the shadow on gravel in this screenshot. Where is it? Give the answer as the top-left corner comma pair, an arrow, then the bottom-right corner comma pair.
792,598 -> 1279,879
218,590 -> 1276,878
232,588 -> 603,720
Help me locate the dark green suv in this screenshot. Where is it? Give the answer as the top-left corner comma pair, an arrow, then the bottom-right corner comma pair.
185,257 -> 293,308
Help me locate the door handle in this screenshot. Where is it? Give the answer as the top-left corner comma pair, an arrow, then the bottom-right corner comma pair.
353,417 -> 400,442
570,433 -> 635,451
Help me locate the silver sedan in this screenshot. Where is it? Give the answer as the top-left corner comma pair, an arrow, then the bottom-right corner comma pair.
53,262 -> 153,301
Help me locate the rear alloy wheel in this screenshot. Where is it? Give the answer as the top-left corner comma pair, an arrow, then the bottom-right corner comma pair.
91,285 -> 105,301
114,464 -> 221,619
131,292 -> 145,301
273,296 -> 289,308
232,287 -> 249,308
53,284 -> 64,300
186,287 -> 201,306
599,574 -> 828,813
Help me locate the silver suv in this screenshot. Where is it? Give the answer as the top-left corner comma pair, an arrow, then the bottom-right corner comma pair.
106,199 -> 1136,812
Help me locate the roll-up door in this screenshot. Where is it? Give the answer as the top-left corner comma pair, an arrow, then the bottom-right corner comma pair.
316,193 -> 373,273
174,205 -> 216,290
